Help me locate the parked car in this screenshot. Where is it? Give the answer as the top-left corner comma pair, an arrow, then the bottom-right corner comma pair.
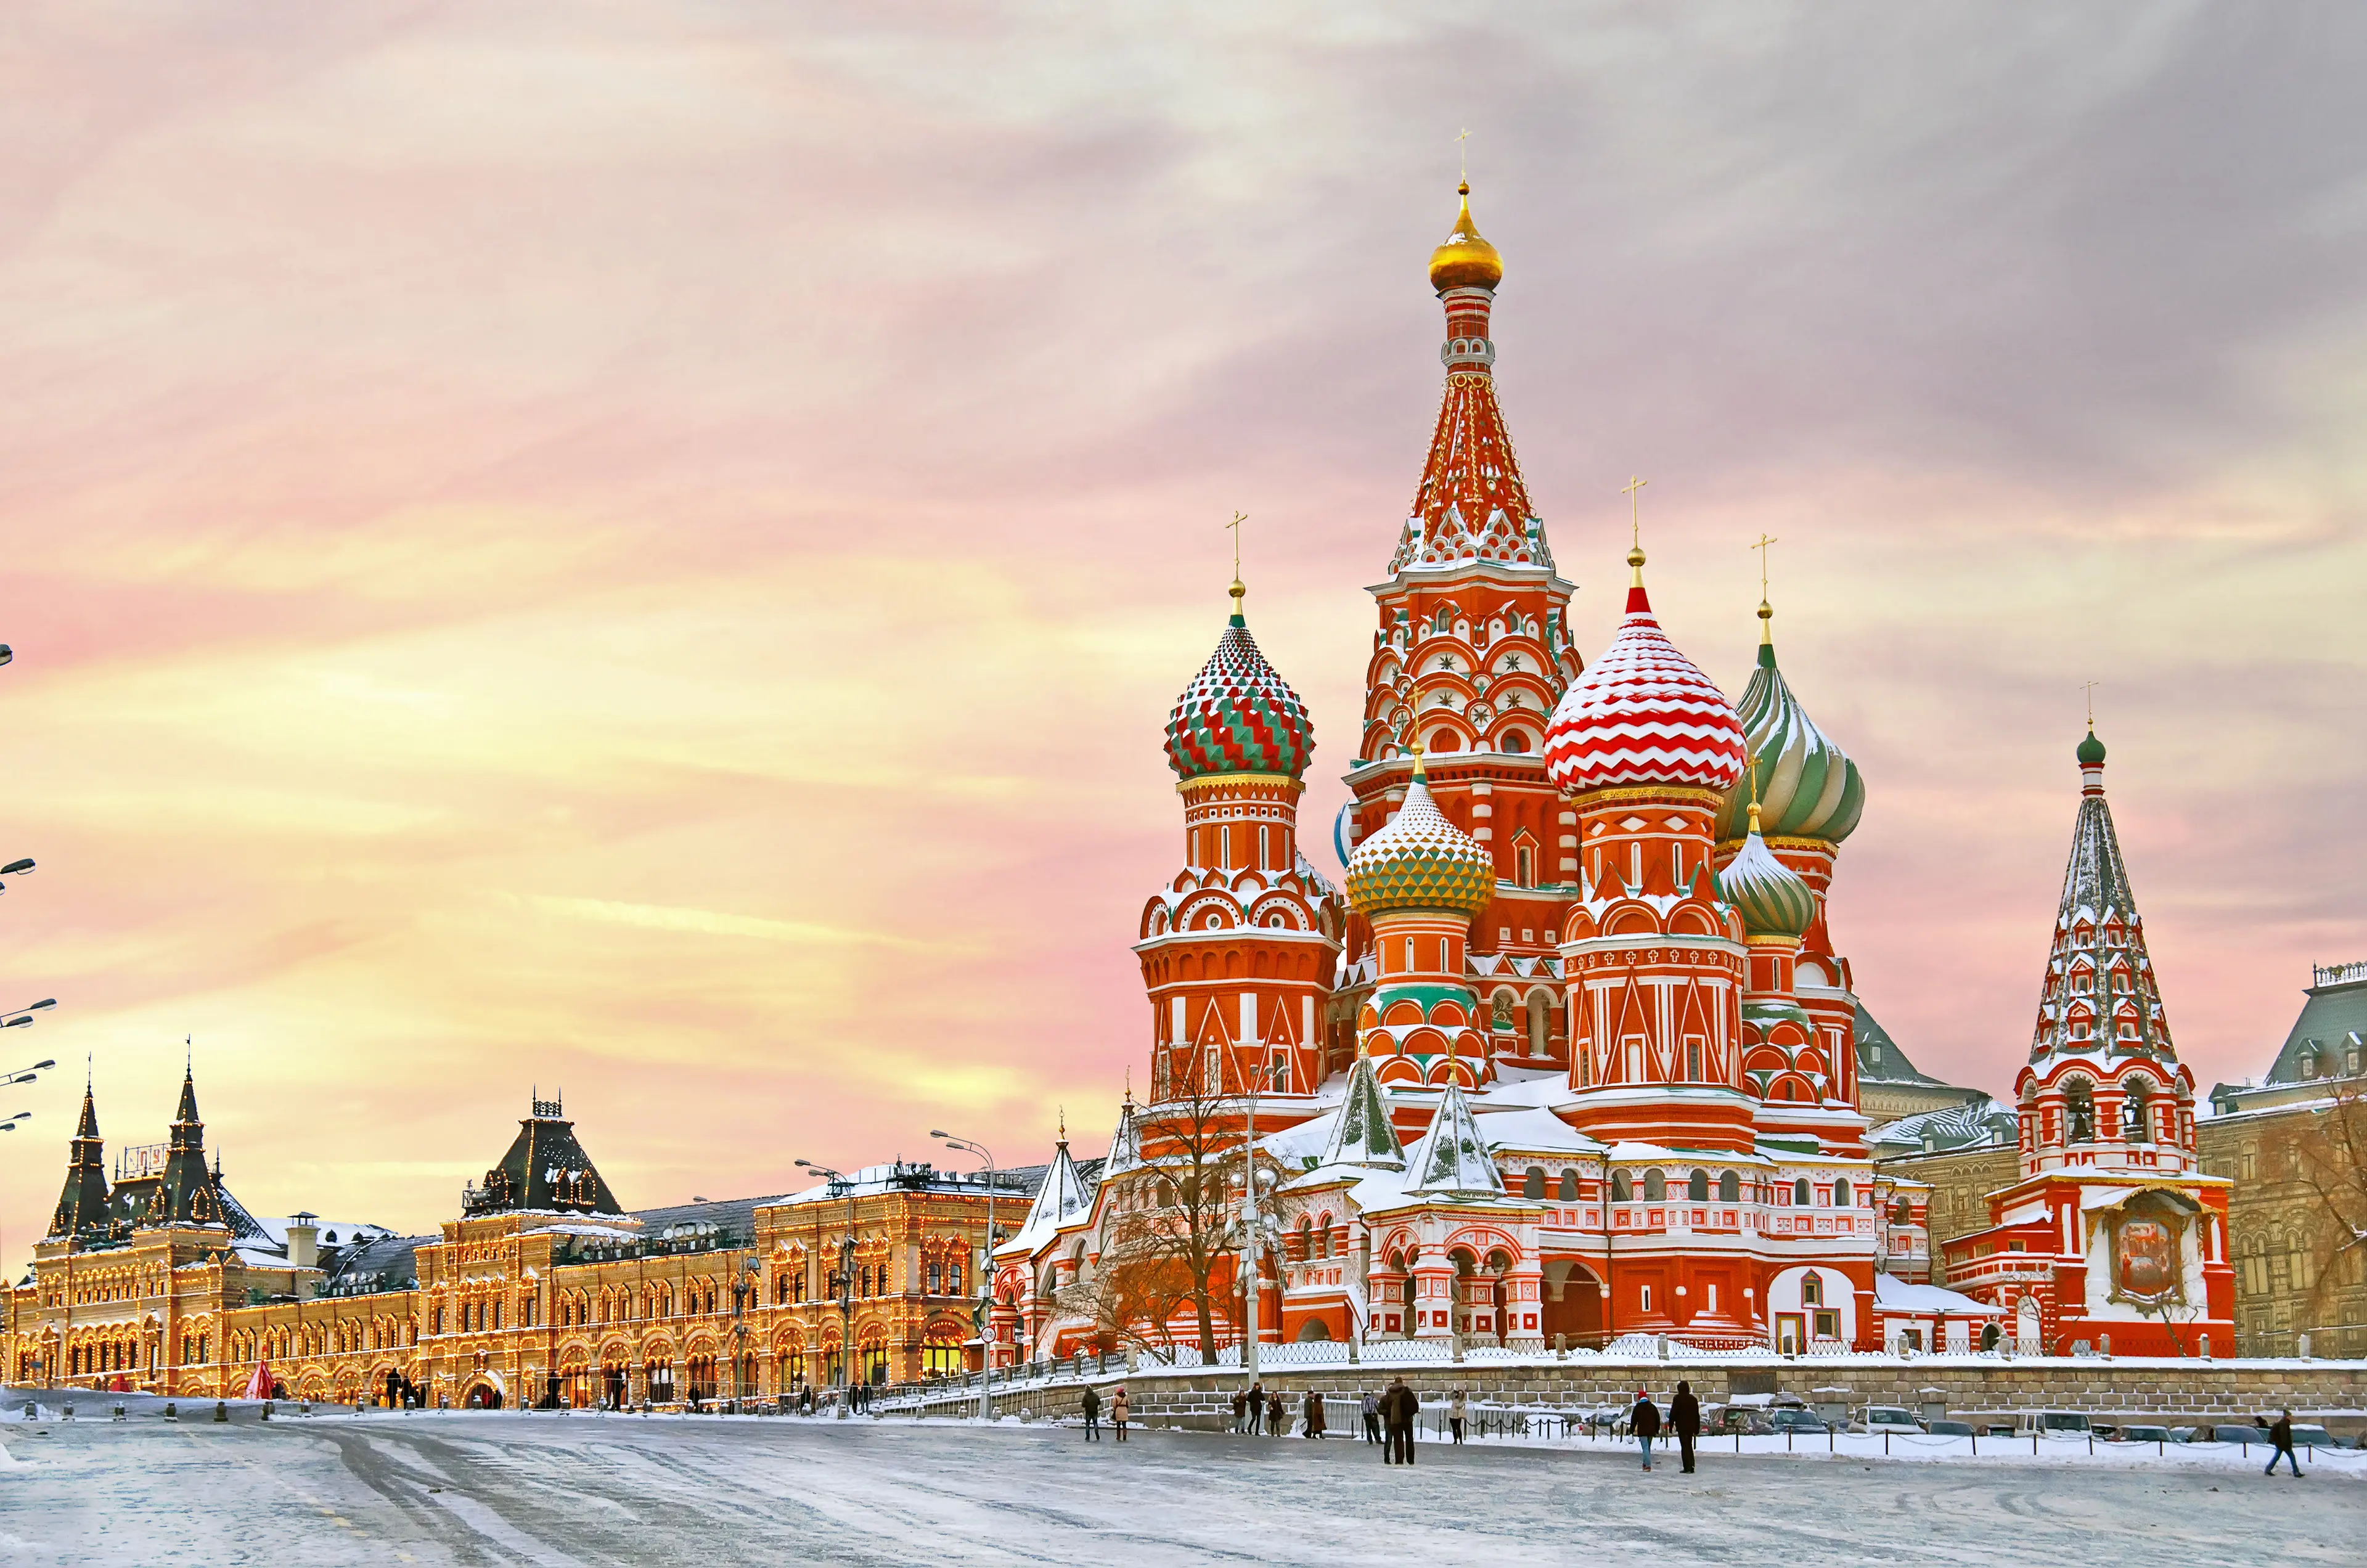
2210,1424 -> 2265,1445
2167,1427 -> 2201,1444
2114,1424 -> 2173,1444
1861,1406 -> 1923,1434
2011,1410 -> 2092,1436
1769,1408 -> 1829,1434
1928,1419 -> 1977,1439
2288,1424 -> 2342,1450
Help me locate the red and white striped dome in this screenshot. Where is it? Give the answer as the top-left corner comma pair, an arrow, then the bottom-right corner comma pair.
1544,576 -> 1748,794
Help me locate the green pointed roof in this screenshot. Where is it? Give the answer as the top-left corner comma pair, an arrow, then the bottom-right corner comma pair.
1404,1081 -> 1506,1198
1319,1053 -> 1406,1170
1717,814 -> 1816,938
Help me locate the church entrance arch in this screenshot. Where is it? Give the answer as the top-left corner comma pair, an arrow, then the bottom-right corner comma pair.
1540,1260 -> 1603,1349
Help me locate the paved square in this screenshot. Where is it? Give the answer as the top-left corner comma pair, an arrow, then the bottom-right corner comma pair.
1,1411 -> 2353,1566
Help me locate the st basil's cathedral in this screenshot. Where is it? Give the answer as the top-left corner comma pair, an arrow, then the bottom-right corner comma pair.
991,182 -> 2234,1362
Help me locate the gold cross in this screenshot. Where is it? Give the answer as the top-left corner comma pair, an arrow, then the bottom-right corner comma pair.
1455,128 -> 1471,182
2081,680 -> 2099,729
1751,533 -> 1780,597
1225,510 -> 1246,580
1622,475 -> 1648,548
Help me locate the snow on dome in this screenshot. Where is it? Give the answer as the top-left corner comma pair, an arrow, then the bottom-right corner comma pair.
1714,634 -> 1864,844
1163,605 -> 1314,782
1344,768 -> 1495,920
1716,812 -> 1816,939
1543,574 -> 1746,794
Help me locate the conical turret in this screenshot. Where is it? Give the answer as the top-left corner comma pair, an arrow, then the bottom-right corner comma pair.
1404,1080 -> 1505,1198
152,1061 -> 222,1228
1318,1051 -> 1407,1170
46,1079 -> 112,1238
2029,731 -> 2174,1064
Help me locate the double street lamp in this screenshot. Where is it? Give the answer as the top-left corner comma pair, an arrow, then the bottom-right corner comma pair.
932,1130 -> 997,1419
795,1158 -> 859,1410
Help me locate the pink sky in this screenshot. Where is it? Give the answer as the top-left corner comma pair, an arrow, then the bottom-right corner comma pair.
4,5 -> 2362,1266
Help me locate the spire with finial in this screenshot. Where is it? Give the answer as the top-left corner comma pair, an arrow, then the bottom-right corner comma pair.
1713,537 -> 1863,845
1163,527 -> 1314,782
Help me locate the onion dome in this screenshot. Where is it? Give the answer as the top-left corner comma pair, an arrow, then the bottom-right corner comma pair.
1543,552 -> 1748,794
1163,582 -> 1314,781
2077,729 -> 2106,767
1428,181 -> 1503,292
1717,803 -> 1816,939
1713,605 -> 1865,843
1346,757 -> 1495,918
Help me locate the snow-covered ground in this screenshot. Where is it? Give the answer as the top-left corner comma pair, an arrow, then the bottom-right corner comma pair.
0,1408 -> 2355,1566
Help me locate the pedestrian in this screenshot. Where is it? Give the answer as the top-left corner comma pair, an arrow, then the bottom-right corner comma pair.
1384,1376 -> 1417,1466
1449,1387 -> 1468,1444
1362,1389 -> 1382,1445
2265,1408 -> 2302,1477
1631,1387 -> 1661,1472
1081,1384 -> 1101,1442
1303,1387 -> 1326,1439
1231,1389 -> 1248,1434
1111,1386 -> 1129,1443
1248,1382 -> 1265,1435
1670,1380 -> 1700,1474
1269,1390 -> 1286,1436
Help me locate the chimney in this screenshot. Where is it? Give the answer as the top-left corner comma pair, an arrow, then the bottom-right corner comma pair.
285,1211 -> 320,1272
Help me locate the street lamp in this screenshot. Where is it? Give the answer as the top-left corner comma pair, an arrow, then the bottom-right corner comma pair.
933,1130 -> 997,1420
730,1256 -> 760,1412
796,1159 -> 859,1411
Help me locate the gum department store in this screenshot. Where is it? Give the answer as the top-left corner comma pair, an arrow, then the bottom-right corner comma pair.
8,184 -> 2354,1407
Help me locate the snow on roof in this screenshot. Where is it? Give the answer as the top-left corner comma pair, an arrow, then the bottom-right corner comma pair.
1316,1055 -> 1406,1171
1873,1275 -> 2001,1316
996,1139 -> 1093,1259
1473,1105 -> 1604,1156
1405,1082 -> 1509,1199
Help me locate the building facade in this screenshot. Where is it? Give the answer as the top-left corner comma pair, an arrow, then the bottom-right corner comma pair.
7,1086 -> 1041,1405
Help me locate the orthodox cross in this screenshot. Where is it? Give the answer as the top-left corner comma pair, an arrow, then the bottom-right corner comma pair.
1456,127 -> 1471,182
2081,680 -> 2100,729
1622,475 -> 1648,548
1225,510 -> 1247,580
1751,533 -> 1780,598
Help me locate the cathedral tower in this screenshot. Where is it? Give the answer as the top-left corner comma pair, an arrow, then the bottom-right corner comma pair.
47,1079 -> 113,1239
1338,181 -> 1582,1071
1137,579 -> 1345,1115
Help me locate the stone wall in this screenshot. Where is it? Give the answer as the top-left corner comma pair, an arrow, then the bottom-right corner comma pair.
902,1355 -> 2367,1430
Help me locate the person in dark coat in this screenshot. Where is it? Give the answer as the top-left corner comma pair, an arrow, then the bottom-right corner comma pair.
2265,1408 -> 2301,1477
1384,1377 -> 1417,1465
1081,1384 -> 1100,1441
1670,1381 -> 1701,1474
1231,1388 -> 1248,1434
1248,1382 -> 1266,1435
1630,1388 -> 1661,1471
1362,1390 -> 1382,1444
1303,1387 -> 1326,1439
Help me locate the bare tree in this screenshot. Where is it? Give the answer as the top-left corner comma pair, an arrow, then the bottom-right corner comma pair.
2272,1082 -> 2367,1350
1073,1065 -> 1284,1364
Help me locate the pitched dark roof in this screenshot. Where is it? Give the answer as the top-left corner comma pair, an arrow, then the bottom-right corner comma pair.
1853,1002 -> 1948,1087
2262,966 -> 2367,1085
322,1232 -> 430,1294
48,1089 -> 113,1238
464,1099 -> 623,1215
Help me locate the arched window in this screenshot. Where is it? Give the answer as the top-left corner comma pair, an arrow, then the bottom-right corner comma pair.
1611,1170 -> 1632,1203
1801,1272 -> 1823,1307
2125,1080 -> 2152,1142
1644,1170 -> 1666,1202
1559,1170 -> 1579,1202
1503,732 -> 1529,755
1688,1170 -> 1709,1203
1718,1170 -> 1739,1203
2064,1080 -> 2096,1143
1297,1215 -> 1314,1259
1314,1215 -> 1332,1259
1793,1177 -> 1811,1206
1834,1177 -> 1852,1207
1523,1167 -> 1547,1199
1434,608 -> 1453,634
1430,730 -> 1457,754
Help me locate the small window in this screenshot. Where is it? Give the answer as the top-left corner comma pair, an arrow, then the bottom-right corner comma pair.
1644,1170 -> 1666,1202
1558,1170 -> 1578,1201
1794,1177 -> 1811,1206
1523,1167 -> 1547,1199
1719,1170 -> 1739,1203
1688,1170 -> 1709,1203
1502,732 -> 1529,754
1802,1272 -> 1823,1307
1639,1285 -> 1653,1313
1834,1177 -> 1852,1207
1611,1171 -> 1632,1203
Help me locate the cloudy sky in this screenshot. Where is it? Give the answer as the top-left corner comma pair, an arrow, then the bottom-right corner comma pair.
3,2 -> 2361,1261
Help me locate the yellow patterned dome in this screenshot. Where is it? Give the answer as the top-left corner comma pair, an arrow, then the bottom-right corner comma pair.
1428,181 -> 1503,293
1346,767 -> 1496,918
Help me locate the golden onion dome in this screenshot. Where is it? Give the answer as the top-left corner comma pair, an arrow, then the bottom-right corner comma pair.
1428,181 -> 1503,293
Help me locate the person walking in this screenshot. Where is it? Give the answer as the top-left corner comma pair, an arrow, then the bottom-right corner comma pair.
2265,1409 -> 2302,1477
1081,1384 -> 1101,1442
1111,1386 -> 1128,1443
1384,1376 -> 1417,1466
1361,1390 -> 1382,1445
1631,1387 -> 1661,1472
1231,1388 -> 1248,1434
1248,1382 -> 1265,1435
1449,1387 -> 1468,1444
1670,1380 -> 1700,1474
1269,1390 -> 1286,1436
1303,1387 -> 1326,1439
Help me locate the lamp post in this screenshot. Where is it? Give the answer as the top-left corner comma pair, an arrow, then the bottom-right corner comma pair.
933,1131 -> 997,1421
1240,1085 -> 1262,1386
796,1159 -> 859,1413
730,1256 -> 759,1411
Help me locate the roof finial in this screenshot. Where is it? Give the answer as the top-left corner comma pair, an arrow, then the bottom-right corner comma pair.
1456,126 -> 1471,186
1122,1066 -> 1133,1108
1408,730 -> 1428,783
2082,679 -> 2099,731
1747,749 -> 1764,835
1623,475 -> 1649,585
1057,1104 -> 1066,1143
1751,533 -> 1780,645
184,1036 -> 192,1076
1225,510 -> 1248,624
